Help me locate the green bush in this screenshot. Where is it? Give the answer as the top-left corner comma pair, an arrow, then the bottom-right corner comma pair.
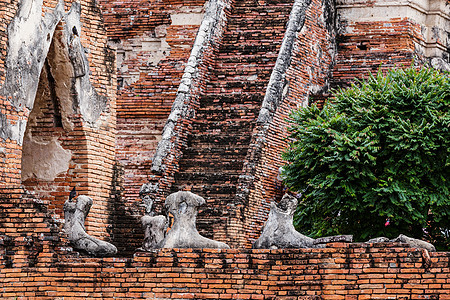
282,66 -> 450,250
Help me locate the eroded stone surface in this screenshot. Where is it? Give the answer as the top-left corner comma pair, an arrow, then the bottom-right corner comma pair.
64,195 -> 117,257
138,191 -> 168,251
430,57 -> 450,72
0,0 -> 64,144
391,234 -> 435,252
366,235 -> 436,251
140,215 -> 168,251
255,193 -> 436,251
314,235 -> 353,245
65,3 -> 108,125
366,237 -> 390,243
253,194 -> 315,249
159,191 -> 230,249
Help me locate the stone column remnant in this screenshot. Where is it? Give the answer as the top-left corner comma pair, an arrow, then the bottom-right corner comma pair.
253,193 -> 315,249
64,195 -> 117,257
159,191 -> 230,249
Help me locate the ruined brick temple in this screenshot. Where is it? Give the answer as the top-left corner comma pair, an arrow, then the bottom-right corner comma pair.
0,0 -> 449,298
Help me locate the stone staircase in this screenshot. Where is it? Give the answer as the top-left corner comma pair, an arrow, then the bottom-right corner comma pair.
170,0 -> 294,241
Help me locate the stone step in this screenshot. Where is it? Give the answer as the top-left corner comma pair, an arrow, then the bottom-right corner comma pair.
231,6 -> 293,16
187,132 -> 252,145
190,118 -> 256,132
198,94 -> 262,108
206,80 -> 269,92
195,106 -> 260,121
215,44 -> 279,56
174,172 -> 241,185
169,0 -> 294,213
171,183 -> 238,197
183,141 -> 250,154
181,148 -> 249,164
223,29 -> 288,40
178,162 -> 244,174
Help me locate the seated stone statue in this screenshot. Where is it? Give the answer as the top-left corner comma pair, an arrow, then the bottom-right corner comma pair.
64,195 -> 117,257
139,193 -> 168,251
253,193 -> 315,249
159,191 -> 229,249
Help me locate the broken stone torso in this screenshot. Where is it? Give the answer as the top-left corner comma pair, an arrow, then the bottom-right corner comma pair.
64,195 -> 117,257
138,185 -> 169,251
140,214 -> 167,251
161,191 -> 230,249
140,190 -> 229,250
253,193 -> 315,249
252,193 -> 435,251
367,234 -> 436,252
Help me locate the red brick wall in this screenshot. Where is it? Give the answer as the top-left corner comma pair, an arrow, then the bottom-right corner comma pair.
98,0 -> 209,254
332,18 -> 425,87
0,0 -> 25,186
241,0 -> 337,247
99,0 -> 207,205
100,0 -> 205,41
0,0 -> 116,239
0,187 -> 63,240
145,0 -> 297,248
116,0 -> 234,252
0,240 -> 449,299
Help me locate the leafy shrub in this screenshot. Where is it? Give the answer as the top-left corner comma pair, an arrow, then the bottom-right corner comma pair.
282,66 -> 450,249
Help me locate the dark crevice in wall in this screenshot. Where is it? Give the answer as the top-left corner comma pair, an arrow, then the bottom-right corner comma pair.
107,162 -> 143,257
44,59 -> 63,128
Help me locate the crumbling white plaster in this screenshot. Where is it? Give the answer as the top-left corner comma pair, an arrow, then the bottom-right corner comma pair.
0,0 -> 64,144
109,34 -> 172,87
21,136 -> 72,181
6,0 -> 64,101
64,3 -> 108,125
1,0 -> 109,145
171,12 -> 204,26
110,7 -> 205,89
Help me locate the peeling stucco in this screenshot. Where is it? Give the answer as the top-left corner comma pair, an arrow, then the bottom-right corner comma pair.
21,136 -> 72,181
0,0 -> 108,145
65,3 -> 108,125
3,0 -> 65,111
1,0 -> 64,145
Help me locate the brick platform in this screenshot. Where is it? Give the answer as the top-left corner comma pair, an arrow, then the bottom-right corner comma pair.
0,240 -> 449,299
